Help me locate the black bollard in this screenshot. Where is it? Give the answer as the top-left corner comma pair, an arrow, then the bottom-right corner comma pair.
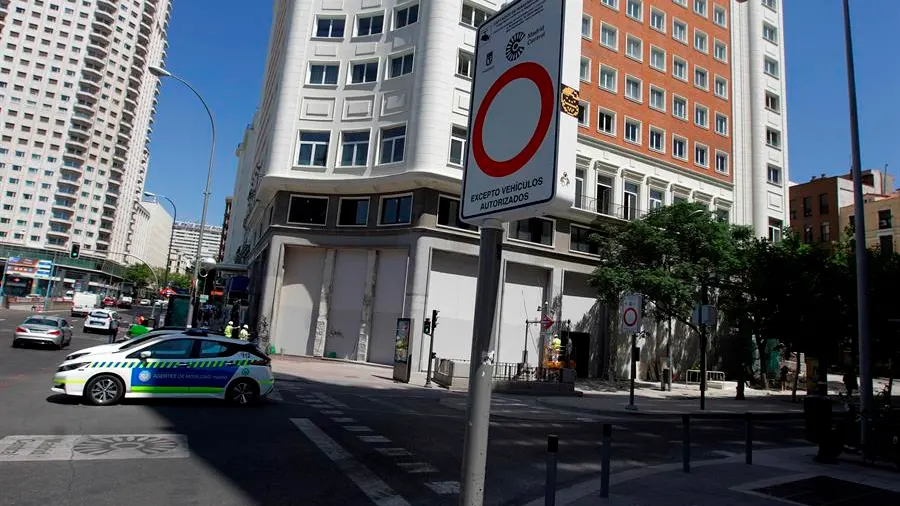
600,423 -> 611,498
545,434 -> 558,506
745,412 -> 753,465
682,414 -> 691,473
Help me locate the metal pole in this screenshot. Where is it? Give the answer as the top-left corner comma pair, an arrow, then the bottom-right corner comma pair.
522,320 -> 529,366
666,317 -> 673,391
745,412 -> 753,465
425,322 -> 436,387
44,251 -> 58,311
842,0 -> 873,449
544,434 -> 558,506
627,332 -> 637,410
600,423 -> 611,498
682,414 -> 691,473
459,221 -> 503,506
700,279 -> 709,410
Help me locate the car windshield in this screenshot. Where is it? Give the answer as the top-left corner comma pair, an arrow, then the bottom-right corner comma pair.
89,311 -> 110,319
23,318 -> 58,327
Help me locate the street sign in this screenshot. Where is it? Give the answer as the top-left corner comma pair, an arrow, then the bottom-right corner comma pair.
622,294 -> 642,332
36,260 -> 53,279
460,0 -> 581,225
540,315 -> 554,330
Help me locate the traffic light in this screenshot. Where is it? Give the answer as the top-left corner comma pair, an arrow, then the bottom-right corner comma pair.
70,243 -> 81,259
423,318 -> 431,336
432,309 -> 440,330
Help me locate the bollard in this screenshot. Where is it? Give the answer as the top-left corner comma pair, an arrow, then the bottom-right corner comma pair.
682,414 -> 691,473
545,434 -> 559,506
600,423 -> 612,498
745,412 -> 753,465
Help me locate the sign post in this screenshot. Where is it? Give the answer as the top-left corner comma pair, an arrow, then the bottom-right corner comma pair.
622,294 -> 642,410
458,0 -> 582,504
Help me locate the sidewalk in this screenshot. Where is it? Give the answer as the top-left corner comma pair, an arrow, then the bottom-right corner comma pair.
527,446 -> 900,506
271,356 -> 433,391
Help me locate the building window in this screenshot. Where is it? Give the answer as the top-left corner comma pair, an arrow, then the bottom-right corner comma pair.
510,217 -> 553,246
802,196 -> 813,217
649,127 -> 664,152
357,13 -> 384,36
694,0 -> 707,16
714,76 -> 728,99
763,23 -> 778,44
672,56 -> 687,81
694,67 -> 708,89
820,222 -> 831,242
577,101 -> 589,127
308,63 -> 339,85
650,86 -> 665,111
767,164 -> 781,185
601,0 -> 619,9
287,195 -> 328,225
803,225 -> 814,244
763,0 -> 777,11
340,131 -> 370,167
694,30 -> 707,53
570,226 -> 599,255
694,104 -> 708,128
650,8 -> 666,32
580,57 -> 591,82
714,113 -> 728,135
765,92 -> 780,112
457,50 -> 475,78
623,181 -> 640,220
672,19 -> 687,43
650,47 -> 666,71
461,3 -> 490,28
297,131 -> 330,167
597,109 -> 615,135
380,125 -> 407,164
624,118 -> 641,144
601,24 -> 618,49
599,65 -> 617,92
672,136 -> 687,160
338,198 -> 370,226
713,5 -> 727,27
626,0 -> 643,20
649,188 -> 664,209
380,194 -> 413,225
395,4 -> 419,29
582,15 -> 593,38
768,218 -> 783,242
626,36 -> 643,61
448,126 -> 467,166
715,151 -> 729,174
315,17 -> 346,38
879,235 -> 893,253
389,52 -> 414,78
694,143 -> 708,167
878,209 -> 892,230
766,128 -> 781,149
625,76 -> 642,102
764,57 -> 780,78
596,175 -> 614,215
438,196 -> 475,231
713,40 -> 727,62
350,60 -> 378,84
673,95 -> 687,120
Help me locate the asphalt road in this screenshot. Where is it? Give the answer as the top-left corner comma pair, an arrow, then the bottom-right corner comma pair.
0,307 -> 811,506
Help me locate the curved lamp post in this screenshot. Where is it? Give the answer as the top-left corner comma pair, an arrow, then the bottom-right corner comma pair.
143,191 -> 177,288
148,65 -> 216,328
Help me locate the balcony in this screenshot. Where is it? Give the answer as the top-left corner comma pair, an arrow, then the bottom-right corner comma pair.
144,0 -> 157,15
100,219 -> 114,231
50,212 -> 74,224
91,18 -> 112,36
73,101 -> 93,115
140,19 -> 153,36
76,88 -> 97,104
53,197 -> 76,210
122,107 -> 136,120
88,32 -> 109,47
47,228 -> 70,239
63,150 -> 86,164
97,0 -> 116,14
95,6 -> 114,22
82,65 -> 103,81
68,128 -> 90,143
65,137 -> 88,151
59,173 -> 81,183
97,235 -> 110,245
137,30 -> 150,48
84,53 -> 106,69
573,195 -> 648,222
132,51 -> 146,68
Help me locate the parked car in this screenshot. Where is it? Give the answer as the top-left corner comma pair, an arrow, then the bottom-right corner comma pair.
117,296 -> 133,309
64,290 -> 74,301
12,315 -> 73,349
71,292 -> 100,317
101,296 -> 117,308
139,299 -> 151,306
83,309 -> 121,335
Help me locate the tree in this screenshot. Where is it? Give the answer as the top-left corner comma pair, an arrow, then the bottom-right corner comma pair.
167,272 -> 192,290
123,263 -> 154,289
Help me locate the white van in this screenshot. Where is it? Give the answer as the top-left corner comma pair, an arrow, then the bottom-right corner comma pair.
71,292 -> 100,317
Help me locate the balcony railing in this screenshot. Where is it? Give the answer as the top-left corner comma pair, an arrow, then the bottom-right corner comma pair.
573,195 -> 648,221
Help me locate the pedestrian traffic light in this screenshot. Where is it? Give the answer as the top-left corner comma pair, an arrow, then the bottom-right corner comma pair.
423,318 -> 431,336
70,243 -> 80,259
432,309 -> 439,330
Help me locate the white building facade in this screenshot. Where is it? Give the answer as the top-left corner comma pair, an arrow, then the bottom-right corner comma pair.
170,221 -> 222,274
129,199 -> 172,269
224,0 -> 789,376
0,0 -> 171,262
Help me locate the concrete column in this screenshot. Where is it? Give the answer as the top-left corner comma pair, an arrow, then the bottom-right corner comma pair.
312,248 -> 336,357
355,249 -> 379,362
405,237 -> 430,372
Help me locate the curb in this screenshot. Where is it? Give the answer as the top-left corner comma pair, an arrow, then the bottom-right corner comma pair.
533,397 -> 805,420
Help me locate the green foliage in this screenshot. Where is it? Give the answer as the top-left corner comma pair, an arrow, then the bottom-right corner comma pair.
123,263 -> 155,288
167,272 -> 192,290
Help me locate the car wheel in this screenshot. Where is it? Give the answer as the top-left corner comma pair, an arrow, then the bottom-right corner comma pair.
11,339 -> 19,348
84,374 -> 124,406
226,379 -> 259,406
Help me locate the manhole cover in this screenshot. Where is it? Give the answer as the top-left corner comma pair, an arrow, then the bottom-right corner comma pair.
754,475 -> 900,506
73,435 -> 179,456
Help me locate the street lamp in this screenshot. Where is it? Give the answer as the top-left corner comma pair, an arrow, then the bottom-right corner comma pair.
148,65 -> 216,328
143,191 -> 177,288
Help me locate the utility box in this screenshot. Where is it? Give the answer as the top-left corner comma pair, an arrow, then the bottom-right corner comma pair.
164,294 -> 191,328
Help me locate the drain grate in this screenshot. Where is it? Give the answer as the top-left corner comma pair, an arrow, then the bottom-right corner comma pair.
753,475 -> 900,506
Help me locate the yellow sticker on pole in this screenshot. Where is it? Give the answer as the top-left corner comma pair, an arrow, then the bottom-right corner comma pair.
560,86 -> 580,118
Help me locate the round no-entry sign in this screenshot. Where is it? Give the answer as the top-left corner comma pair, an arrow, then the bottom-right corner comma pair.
471,61 -> 554,178
622,307 -> 639,328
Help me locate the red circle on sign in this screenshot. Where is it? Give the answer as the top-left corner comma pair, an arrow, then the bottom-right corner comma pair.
623,307 -> 638,326
472,61 -> 555,178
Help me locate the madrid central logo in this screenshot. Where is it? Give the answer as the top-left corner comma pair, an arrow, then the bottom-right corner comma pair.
505,32 -> 526,61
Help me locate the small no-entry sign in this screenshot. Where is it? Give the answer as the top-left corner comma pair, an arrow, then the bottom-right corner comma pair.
622,294 -> 642,332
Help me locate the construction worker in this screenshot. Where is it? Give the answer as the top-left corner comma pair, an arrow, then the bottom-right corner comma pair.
550,334 -> 562,362
238,324 -> 250,341
224,321 -> 234,339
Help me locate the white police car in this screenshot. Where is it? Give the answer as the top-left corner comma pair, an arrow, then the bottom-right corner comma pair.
51,330 -> 275,406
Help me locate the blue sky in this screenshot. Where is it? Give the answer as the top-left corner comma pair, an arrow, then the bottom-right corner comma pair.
145,0 -> 900,222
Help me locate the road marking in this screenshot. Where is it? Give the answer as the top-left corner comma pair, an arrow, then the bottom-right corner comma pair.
359,435 -> 391,444
426,481 -> 460,495
322,410 -> 344,415
291,419 -> 409,506
308,404 -> 330,410
358,395 -> 419,415
344,426 -> 373,433
268,390 -> 284,402
332,417 -> 356,423
397,462 -> 438,474
632,432 -> 660,439
375,448 -> 412,457
314,392 -> 350,408
0,434 -> 188,462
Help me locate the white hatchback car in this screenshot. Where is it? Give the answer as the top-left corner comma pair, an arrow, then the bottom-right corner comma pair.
52,330 -> 275,406
82,309 -> 120,335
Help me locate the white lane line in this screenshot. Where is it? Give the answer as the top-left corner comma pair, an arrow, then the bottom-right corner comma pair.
308,404 -> 330,410
344,426 -> 373,433
322,410 -> 344,415
314,392 -> 350,408
375,448 -> 412,457
396,462 -> 438,474
359,435 -> 391,444
332,417 -> 356,423
291,419 -> 410,506
357,395 -> 419,415
268,390 -> 284,402
425,481 -> 460,495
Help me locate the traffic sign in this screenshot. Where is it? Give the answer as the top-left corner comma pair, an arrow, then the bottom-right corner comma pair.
460,0 -> 582,225
622,294 -> 642,332
540,315 -> 554,330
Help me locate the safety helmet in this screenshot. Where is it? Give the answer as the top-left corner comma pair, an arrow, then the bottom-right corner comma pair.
228,321 -> 233,325
243,324 -> 249,329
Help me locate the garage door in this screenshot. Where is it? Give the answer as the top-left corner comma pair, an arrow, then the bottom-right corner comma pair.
325,250 -> 368,359
369,249 -> 409,365
425,250 -> 478,366
275,247 -> 325,356
498,262 -> 549,366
